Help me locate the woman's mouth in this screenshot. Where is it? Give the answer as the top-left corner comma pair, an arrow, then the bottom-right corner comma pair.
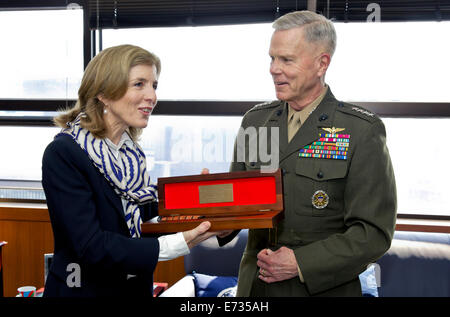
139,106 -> 153,116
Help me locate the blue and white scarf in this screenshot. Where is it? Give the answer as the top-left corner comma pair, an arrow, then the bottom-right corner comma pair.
58,113 -> 157,238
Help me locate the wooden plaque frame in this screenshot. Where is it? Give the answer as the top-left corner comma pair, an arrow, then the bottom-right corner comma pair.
141,169 -> 284,234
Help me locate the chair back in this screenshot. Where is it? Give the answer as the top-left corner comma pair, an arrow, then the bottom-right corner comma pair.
184,230 -> 248,277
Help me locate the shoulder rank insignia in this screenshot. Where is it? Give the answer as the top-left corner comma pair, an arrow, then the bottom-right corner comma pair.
299,127 -> 350,160
351,107 -> 374,117
249,100 -> 281,112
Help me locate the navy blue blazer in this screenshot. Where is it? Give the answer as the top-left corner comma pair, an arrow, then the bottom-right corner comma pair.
42,134 -> 160,297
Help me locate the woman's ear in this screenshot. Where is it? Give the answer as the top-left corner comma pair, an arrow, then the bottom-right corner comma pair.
97,93 -> 108,106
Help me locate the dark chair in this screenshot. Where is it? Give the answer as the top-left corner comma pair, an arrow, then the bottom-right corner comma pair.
160,230 -> 247,297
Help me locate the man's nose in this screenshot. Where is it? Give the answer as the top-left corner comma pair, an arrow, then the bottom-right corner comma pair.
270,59 -> 281,75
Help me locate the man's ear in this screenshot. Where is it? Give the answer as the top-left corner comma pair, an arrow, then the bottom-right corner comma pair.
317,53 -> 331,77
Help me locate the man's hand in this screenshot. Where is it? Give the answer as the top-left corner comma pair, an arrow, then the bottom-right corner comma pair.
256,247 -> 299,283
216,230 -> 234,238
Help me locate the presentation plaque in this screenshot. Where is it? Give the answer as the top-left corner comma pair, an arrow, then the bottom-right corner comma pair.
141,169 -> 284,234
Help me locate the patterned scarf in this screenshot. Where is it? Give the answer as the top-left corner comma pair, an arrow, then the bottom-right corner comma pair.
57,113 -> 157,238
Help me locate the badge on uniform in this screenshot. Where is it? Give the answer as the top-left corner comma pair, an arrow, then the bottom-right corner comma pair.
312,190 -> 329,209
299,127 -> 350,160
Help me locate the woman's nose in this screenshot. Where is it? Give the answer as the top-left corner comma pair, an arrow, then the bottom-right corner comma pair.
144,85 -> 157,105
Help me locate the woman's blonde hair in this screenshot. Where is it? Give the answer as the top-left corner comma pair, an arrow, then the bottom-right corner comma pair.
54,44 -> 161,140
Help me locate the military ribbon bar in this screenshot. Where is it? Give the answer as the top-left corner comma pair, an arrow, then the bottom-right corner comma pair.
299,132 -> 351,160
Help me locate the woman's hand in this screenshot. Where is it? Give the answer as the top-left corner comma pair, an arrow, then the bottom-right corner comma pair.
182,223 -> 235,248
183,221 -> 216,249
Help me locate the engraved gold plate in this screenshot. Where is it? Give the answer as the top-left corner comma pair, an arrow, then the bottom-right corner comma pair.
198,183 -> 234,204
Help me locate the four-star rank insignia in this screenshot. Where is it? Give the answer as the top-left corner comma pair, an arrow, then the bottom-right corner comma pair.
299,127 -> 350,160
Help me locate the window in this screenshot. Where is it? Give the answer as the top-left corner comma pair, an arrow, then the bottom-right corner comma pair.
0,116 -> 242,200
0,8 -> 83,100
0,116 -> 242,180
383,118 -> 450,217
103,23 -> 274,101
141,115 -> 242,178
0,126 -> 59,181
2,116 -> 450,217
102,21 -> 450,103
329,21 -> 450,103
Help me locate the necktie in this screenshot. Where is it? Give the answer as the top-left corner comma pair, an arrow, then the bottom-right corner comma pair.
288,110 -> 302,142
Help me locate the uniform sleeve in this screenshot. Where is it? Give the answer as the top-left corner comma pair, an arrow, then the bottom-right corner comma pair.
294,120 -> 397,295
42,138 -> 160,275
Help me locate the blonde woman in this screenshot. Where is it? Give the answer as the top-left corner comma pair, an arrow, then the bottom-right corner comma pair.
42,45 -> 216,297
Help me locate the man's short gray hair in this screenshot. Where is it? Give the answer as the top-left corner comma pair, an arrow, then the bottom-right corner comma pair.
273,10 -> 337,57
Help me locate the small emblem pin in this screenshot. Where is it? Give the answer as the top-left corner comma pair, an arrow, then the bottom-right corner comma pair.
322,127 -> 345,134
312,190 -> 329,209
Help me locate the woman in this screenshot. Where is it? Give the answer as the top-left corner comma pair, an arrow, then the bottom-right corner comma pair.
42,44 -> 216,297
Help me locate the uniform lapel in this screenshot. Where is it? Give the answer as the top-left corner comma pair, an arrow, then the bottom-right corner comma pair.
280,89 -> 338,163
264,102 -> 289,156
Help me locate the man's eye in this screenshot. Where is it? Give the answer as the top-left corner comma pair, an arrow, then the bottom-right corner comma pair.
153,83 -> 158,90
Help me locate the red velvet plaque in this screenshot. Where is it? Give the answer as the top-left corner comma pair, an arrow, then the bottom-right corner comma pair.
141,169 -> 284,233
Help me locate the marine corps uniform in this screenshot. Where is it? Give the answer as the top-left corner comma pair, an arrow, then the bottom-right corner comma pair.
229,87 -> 397,296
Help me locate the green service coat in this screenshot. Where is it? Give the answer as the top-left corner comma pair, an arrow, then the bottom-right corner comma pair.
229,88 -> 397,296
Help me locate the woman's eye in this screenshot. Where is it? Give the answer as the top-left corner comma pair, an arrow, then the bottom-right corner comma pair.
134,82 -> 143,87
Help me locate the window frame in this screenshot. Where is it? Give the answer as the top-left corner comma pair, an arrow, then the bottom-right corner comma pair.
2,100 -> 450,127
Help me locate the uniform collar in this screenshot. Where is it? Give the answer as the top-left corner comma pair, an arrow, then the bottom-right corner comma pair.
287,85 -> 328,125
280,86 -> 339,163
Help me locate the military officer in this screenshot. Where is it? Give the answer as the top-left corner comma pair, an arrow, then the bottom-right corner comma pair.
220,10 -> 397,296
